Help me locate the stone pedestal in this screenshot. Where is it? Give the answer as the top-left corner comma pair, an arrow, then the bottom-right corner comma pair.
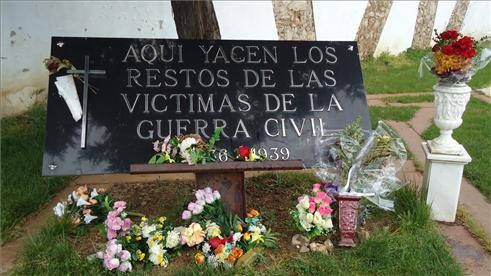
337,194 -> 361,247
422,142 -> 471,222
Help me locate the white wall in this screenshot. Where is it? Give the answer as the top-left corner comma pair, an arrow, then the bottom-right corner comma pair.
1,1 -> 177,116
213,0 -> 278,40
313,0 -> 368,41
1,1 -> 489,116
374,1 -> 420,56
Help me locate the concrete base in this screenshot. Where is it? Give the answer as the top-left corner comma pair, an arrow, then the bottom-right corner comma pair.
422,142 -> 471,222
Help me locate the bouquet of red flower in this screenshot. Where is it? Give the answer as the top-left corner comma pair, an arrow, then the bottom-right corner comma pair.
234,145 -> 266,162
420,29 -> 490,83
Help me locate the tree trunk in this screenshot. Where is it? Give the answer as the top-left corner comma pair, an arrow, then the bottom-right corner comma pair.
356,0 -> 393,59
272,0 -> 316,41
171,0 -> 221,40
411,1 -> 438,49
447,0 -> 470,31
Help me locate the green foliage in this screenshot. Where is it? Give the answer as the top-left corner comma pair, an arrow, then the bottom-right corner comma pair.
0,105 -> 73,242
422,98 -> 491,200
14,218 -> 105,275
362,48 -> 490,93
368,106 -> 419,127
394,186 -> 432,232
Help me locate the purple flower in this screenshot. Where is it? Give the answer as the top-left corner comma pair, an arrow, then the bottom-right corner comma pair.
182,210 -> 192,220
113,201 -> 126,212
323,182 -> 339,197
119,250 -> 131,262
195,189 -> 205,200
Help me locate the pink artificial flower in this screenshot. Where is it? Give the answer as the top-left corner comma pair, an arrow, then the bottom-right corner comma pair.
192,204 -> 203,215
119,250 -> 131,262
318,204 -> 333,216
113,201 -> 126,212
109,216 -> 123,231
308,202 -> 316,213
188,202 -> 198,212
204,187 -> 213,195
121,218 -> 132,232
204,193 -> 214,204
314,192 -> 328,204
153,140 -> 160,152
312,183 -> 321,193
182,210 -> 192,220
323,195 -> 332,206
118,261 -> 132,272
213,190 -> 221,200
107,229 -> 117,240
104,257 -> 120,271
195,189 -> 205,200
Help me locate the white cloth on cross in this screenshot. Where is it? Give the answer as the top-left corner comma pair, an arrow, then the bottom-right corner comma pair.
54,75 -> 82,122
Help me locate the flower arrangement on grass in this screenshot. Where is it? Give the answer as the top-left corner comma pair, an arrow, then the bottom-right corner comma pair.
182,187 -> 277,269
290,183 -> 334,239
53,185 -> 112,225
95,200 -> 182,271
149,128 -> 222,165
420,29 -> 490,83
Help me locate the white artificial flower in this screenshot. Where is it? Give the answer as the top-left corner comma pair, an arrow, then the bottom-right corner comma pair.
84,213 -> 98,224
196,199 -> 206,206
325,218 -> 333,229
213,190 -> 221,200
76,197 -> 90,207
118,261 -> 132,272
53,202 -> 66,217
313,211 -> 323,226
298,195 -> 310,209
299,217 -> 312,231
179,137 -> 198,163
207,255 -> 219,268
305,213 -> 314,223
90,188 -> 99,199
205,221 -> 221,238
233,232 -> 243,242
202,242 -> 211,254
248,225 -> 261,233
165,229 -> 181,248
142,224 -> 157,238
204,187 -> 213,194
71,191 -> 79,202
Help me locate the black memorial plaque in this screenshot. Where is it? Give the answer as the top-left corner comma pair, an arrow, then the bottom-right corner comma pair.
43,37 -> 370,176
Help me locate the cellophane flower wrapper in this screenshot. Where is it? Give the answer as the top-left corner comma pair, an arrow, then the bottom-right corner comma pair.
349,121 -> 407,210
313,121 -> 407,210
419,45 -> 491,84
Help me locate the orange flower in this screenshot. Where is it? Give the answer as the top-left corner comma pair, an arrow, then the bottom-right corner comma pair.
236,224 -> 243,232
82,209 -> 92,214
76,185 -> 88,195
227,254 -> 236,263
247,209 -> 260,218
214,244 -> 225,255
89,199 -> 98,205
231,247 -> 243,259
194,252 -> 205,265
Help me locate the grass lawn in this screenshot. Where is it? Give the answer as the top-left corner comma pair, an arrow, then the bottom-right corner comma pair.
14,174 -> 461,275
0,105 -> 73,242
362,49 -> 491,94
422,98 -> 491,201
368,106 -> 419,127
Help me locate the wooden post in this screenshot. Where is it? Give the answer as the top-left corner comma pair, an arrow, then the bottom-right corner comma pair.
196,171 -> 246,217
171,0 -> 221,40
130,161 -> 304,217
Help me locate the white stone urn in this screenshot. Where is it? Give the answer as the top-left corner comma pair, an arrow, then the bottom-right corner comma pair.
428,82 -> 471,155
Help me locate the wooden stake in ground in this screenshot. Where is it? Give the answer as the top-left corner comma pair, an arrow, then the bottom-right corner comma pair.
171,0 -> 221,39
